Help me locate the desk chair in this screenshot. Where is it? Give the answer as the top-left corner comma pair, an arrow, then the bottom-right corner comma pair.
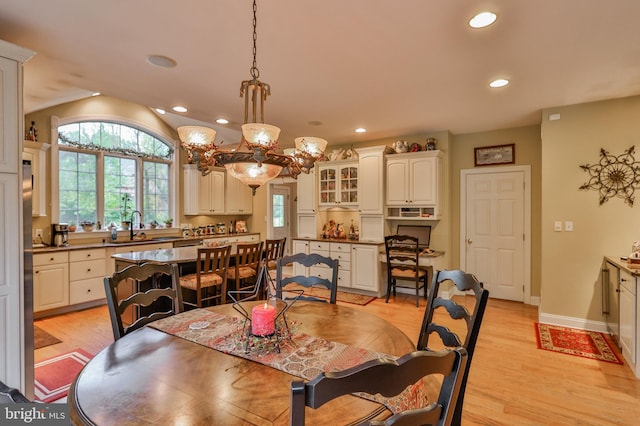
290,348 -> 468,426
384,235 -> 428,307
276,252 -> 338,304
104,262 -> 183,340
418,269 -> 489,426
227,241 -> 263,294
180,245 -> 231,308
0,380 -> 30,403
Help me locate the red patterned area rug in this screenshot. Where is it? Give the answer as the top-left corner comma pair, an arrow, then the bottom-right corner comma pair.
535,323 -> 623,364
34,348 -> 93,403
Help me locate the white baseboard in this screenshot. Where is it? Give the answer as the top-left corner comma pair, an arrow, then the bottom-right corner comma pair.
538,311 -> 609,333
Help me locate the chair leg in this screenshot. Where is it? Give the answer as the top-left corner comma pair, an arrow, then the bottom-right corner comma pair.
415,284 -> 419,308
385,278 -> 392,303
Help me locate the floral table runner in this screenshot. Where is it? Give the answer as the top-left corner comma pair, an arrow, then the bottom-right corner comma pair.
149,308 -> 427,414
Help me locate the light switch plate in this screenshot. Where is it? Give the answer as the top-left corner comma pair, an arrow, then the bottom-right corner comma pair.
565,221 -> 574,232
554,221 -> 562,231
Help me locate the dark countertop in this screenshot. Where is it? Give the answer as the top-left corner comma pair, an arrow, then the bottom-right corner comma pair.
32,233 -> 260,254
292,237 -> 383,246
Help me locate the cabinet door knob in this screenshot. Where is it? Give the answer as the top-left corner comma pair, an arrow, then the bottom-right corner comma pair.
87,289 -> 91,293
87,268 -> 92,272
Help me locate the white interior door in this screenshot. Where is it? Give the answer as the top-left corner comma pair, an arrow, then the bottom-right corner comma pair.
461,167 -> 530,302
270,185 -> 291,255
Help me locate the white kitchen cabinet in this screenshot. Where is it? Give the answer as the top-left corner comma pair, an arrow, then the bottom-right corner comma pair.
318,161 -> 358,208
619,269 -> 636,364
69,248 -> 107,304
351,243 -> 382,294
23,141 -> 51,217
292,239 -> 310,276
296,168 -> 317,213
225,174 -> 253,214
183,165 -> 225,215
357,146 -> 386,215
385,151 -> 441,219
33,252 -> 69,312
330,242 -> 352,288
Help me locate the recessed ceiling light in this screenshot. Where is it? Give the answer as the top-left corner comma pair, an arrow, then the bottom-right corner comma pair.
172,105 -> 188,113
308,120 -> 322,126
146,55 -> 177,68
489,78 -> 509,88
355,128 -> 367,133
469,12 -> 497,28
155,108 -> 166,115
216,118 -> 229,124
91,92 -> 101,97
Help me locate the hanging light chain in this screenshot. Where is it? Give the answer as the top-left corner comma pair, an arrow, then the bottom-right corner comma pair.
250,0 -> 259,79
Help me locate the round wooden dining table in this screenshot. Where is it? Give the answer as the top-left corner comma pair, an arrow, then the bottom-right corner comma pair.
69,301 -> 415,425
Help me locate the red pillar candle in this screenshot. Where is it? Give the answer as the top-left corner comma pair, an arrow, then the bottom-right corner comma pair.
251,303 -> 276,336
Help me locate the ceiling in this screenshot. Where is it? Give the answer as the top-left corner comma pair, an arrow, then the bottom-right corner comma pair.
2,1 -> 640,147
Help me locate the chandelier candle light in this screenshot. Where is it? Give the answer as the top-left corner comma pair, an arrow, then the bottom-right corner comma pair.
178,0 -> 327,195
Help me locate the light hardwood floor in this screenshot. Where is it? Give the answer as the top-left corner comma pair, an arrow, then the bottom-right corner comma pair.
35,295 -> 640,425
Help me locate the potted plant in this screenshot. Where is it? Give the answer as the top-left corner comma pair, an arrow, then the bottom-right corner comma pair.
164,218 -> 173,228
120,193 -> 132,230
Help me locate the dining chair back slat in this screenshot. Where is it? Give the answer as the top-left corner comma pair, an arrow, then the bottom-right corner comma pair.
104,262 -> 183,340
417,269 -> 489,426
290,348 -> 468,426
276,252 -> 338,304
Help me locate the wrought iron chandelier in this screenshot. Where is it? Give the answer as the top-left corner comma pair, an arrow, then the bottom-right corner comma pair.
179,0 -> 327,195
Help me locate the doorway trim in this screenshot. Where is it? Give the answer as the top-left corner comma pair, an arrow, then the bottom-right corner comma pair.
266,177 -> 296,240
460,165 -> 531,304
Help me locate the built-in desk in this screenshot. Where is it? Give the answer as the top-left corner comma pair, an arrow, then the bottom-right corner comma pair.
378,250 -> 445,296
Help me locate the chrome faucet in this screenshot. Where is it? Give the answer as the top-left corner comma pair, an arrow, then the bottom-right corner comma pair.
130,210 -> 143,240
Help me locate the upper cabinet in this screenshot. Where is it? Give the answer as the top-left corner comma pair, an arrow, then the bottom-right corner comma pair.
183,165 -> 225,215
297,168 -> 317,214
385,151 -> 442,220
225,174 -> 253,215
357,146 -> 388,215
23,141 -> 51,217
318,161 -> 358,208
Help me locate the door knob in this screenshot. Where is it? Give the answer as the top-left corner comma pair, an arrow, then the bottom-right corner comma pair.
467,238 -> 473,244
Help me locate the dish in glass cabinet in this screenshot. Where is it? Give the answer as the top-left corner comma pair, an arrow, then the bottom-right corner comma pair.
189,320 -> 210,330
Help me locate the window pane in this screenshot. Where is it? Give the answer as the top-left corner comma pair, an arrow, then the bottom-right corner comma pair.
58,151 -> 97,224
143,161 -> 170,223
104,156 -> 137,223
272,194 -> 284,228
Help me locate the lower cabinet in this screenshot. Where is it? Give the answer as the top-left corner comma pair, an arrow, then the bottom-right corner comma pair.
351,244 -> 381,293
292,239 -> 383,296
619,269 -> 637,365
33,252 -> 69,312
69,248 -> 107,304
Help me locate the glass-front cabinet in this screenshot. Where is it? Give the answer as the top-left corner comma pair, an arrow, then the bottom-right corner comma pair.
318,161 -> 358,208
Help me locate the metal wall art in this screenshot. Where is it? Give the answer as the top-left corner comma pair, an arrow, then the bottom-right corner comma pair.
579,146 -> 640,206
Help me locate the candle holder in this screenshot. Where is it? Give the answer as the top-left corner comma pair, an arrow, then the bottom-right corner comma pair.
229,261 -> 304,353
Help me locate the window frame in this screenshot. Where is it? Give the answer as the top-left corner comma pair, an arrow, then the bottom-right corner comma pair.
50,115 -> 178,231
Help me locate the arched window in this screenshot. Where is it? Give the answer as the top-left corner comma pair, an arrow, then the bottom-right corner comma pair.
57,121 -> 174,228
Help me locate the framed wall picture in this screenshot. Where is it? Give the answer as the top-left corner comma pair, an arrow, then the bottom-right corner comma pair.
474,144 -> 515,166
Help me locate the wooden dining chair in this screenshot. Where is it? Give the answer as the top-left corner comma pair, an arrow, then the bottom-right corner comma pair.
265,237 -> 286,270
384,235 -> 428,307
0,379 -> 30,403
179,245 -> 231,308
417,269 -> 489,426
104,262 -> 183,340
227,241 -> 264,293
275,252 -> 339,304
290,348 -> 468,426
